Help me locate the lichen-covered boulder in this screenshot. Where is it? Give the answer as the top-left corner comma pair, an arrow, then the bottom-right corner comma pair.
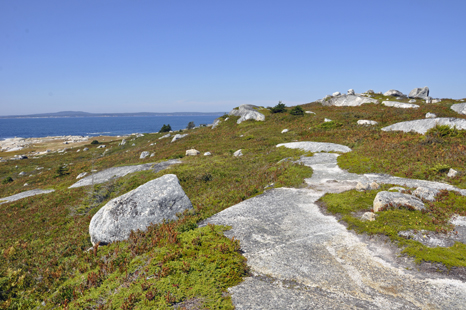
384,89 -> 404,97
408,87 -> 429,99
228,105 -> 265,124
373,191 -> 425,212
89,174 -> 192,245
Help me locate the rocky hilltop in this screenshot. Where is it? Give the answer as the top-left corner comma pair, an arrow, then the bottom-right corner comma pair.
1,87 -> 466,309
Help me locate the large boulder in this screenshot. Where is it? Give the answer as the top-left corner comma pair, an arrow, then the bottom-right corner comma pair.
384,89 -> 404,97
381,118 -> 466,134
451,102 -> 466,115
408,87 -> 429,99
228,105 -> 265,124
322,95 -> 378,107
373,191 -> 425,212
89,174 -> 193,245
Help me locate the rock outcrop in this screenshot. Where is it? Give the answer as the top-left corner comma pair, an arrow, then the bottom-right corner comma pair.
451,102 -> 466,115
381,118 -> 466,134
408,87 -> 429,99
171,134 -> 188,143
357,120 -> 378,125
89,174 -> 193,245
382,101 -> 419,109
322,95 -> 379,107
0,189 -> 55,205
228,105 -> 265,124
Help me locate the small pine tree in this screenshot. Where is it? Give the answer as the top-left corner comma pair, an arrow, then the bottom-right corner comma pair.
270,101 -> 287,113
90,140 -> 99,144
289,106 -> 304,116
55,164 -> 69,177
186,121 -> 195,129
159,124 -> 172,133
2,176 -> 13,184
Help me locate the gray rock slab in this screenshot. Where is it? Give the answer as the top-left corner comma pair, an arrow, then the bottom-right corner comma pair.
413,187 -> 439,202
68,159 -> 181,188
357,120 -> 378,125
204,188 -> 466,309
322,95 -> 379,107
408,87 -> 429,99
277,141 -> 352,153
89,174 -> 192,245
451,102 -> 466,115
0,189 -> 55,205
382,101 -> 420,109
381,118 -> 466,134
229,105 -> 265,124
398,230 -> 465,248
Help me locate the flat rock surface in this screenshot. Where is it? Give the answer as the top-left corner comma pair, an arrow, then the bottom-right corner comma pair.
451,102 -> 466,115
382,118 -> 466,134
69,159 -> 182,188
203,141 -> 466,309
0,189 -> 55,205
277,141 -> 352,153
382,101 -> 419,109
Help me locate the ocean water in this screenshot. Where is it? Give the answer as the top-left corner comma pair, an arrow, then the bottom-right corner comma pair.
0,115 -> 222,140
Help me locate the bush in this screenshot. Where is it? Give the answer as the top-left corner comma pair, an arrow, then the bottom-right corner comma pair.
2,176 -> 13,184
270,101 -> 287,113
187,121 -> 195,130
426,124 -> 463,138
159,124 -> 172,133
90,140 -> 99,144
289,106 -> 304,116
55,164 -> 69,177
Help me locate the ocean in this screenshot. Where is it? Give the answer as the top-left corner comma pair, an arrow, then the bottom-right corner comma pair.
0,115 -> 222,140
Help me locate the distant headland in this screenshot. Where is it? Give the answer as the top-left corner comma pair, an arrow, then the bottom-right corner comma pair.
0,111 -> 226,119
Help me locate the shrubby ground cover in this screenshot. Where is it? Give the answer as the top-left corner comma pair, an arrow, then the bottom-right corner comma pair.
1,95 -> 466,308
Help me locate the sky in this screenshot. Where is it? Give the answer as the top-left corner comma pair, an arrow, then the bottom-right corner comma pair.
1,0 -> 465,115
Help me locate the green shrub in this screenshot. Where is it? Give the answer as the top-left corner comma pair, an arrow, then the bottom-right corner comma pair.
55,164 -> 70,177
270,101 -> 287,113
90,140 -> 99,144
159,124 -> 172,133
289,106 -> 304,116
2,176 -> 13,184
426,124 -> 463,138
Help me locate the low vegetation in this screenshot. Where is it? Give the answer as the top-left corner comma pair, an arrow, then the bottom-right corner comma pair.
1,94 -> 466,308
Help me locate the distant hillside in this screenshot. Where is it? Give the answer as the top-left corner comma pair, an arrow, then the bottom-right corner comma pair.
0,111 -> 226,119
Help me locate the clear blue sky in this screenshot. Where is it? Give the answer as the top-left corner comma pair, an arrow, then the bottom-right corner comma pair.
1,0 -> 465,115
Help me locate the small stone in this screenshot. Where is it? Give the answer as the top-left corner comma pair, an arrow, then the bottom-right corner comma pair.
76,149 -> 80,152
233,149 -> 243,157
324,118 -> 332,122
357,120 -> 378,126
361,212 -> 376,222
356,182 -> 370,191
97,145 -> 106,148
150,152 -> 155,157
425,97 -> 432,104
305,111 -> 316,114
19,171 -> 26,176
83,148 -> 89,151
281,129 -> 289,133
413,187 -> 439,202
447,168 -> 458,178
23,183 -> 28,186
172,134 -> 188,143
370,182 -> 380,190
366,89 -> 374,94
408,99 -> 416,103
185,149 -> 200,156
120,139 -> 126,146
140,151 -> 150,159
432,99 -> 441,104
332,92 -> 341,96
425,112 -> 437,119
204,152 -> 212,156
